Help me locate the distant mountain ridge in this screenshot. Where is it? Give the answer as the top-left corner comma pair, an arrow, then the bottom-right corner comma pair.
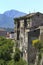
0,14 -> 14,28
0,27 -> 14,32
0,10 -> 26,28
4,10 -> 26,18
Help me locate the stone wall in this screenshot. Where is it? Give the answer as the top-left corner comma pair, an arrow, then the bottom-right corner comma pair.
27,29 -> 40,64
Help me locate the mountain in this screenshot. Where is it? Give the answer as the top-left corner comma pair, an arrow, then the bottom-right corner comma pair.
4,10 -> 26,18
0,10 -> 26,28
0,27 -> 14,32
0,14 -> 14,28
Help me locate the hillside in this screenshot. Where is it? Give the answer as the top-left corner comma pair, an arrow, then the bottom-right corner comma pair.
0,10 -> 26,28
4,10 -> 26,18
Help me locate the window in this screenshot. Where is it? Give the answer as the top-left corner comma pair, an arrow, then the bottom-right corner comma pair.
27,19 -> 30,27
20,20 -> 24,28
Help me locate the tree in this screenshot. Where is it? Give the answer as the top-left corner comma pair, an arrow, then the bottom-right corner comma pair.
0,59 -> 6,65
14,48 -> 21,62
32,40 -> 43,65
15,58 -> 27,65
7,59 -> 27,65
0,37 -> 27,65
0,37 -> 14,61
7,60 -> 14,65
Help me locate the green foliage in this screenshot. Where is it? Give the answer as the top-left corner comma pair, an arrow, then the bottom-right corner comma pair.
33,40 -> 43,52
7,60 -> 15,65
34,40 -> 43,65
15,58 -> 27,65
38,53 -> 42,61
0,37 -> 27,65
14,48 -> 21,62
0,59 -> 6,65
7,59 -> 27,65
0,37 -> 14,61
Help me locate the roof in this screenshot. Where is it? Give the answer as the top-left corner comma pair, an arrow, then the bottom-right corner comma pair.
0,28 -> 6,31
14,12 -> 43,20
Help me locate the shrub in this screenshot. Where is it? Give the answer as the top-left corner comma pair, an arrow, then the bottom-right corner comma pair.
0,59 -> 6,65
14,48 -> 20,62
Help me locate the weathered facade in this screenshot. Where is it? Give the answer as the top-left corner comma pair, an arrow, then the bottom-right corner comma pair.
0,29 -> 7,37
14,12 -> 43,64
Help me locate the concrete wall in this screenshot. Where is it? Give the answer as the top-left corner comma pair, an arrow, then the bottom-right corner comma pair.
39,26 -> 43,40
27,29 -> 40,64
32,14 -> 43,27
14,12 -> 43,64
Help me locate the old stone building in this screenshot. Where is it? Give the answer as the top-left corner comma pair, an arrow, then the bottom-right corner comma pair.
14,12 -> 43,64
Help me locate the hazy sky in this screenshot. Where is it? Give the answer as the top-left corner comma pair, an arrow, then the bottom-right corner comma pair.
0,0 -> 43,14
